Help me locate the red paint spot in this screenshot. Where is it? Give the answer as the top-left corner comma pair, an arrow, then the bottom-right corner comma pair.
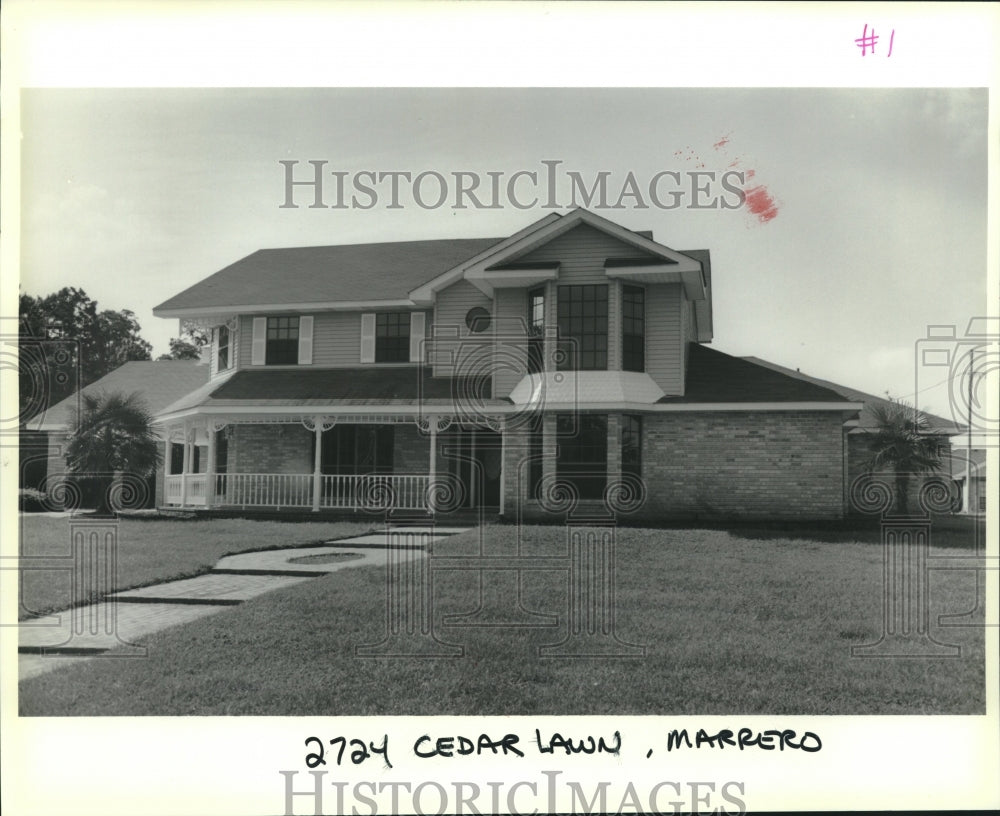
713,135 -> 730,150
745,168 -> 755,179
744,184 -> 778,223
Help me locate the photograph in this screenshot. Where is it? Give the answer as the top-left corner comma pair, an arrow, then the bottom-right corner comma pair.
2,4 -> 997,816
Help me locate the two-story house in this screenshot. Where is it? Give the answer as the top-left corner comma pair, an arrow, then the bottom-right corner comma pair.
137,208 -> 863,520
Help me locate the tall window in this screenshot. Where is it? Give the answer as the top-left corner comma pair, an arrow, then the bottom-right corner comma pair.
527,287 -> 545,374
556,414 -> 608,500
557,284 -> 608,371
621,415 -> 642,480
217,324 -> 231,371
621,286 -> 645,372
266,316 -> 299,365
375,312 -> 411,363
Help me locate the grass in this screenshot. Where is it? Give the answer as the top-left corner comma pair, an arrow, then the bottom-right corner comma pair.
19,520 -> 987,716
17,514 -> 375,619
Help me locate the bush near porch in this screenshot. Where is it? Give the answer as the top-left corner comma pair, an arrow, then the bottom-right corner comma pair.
17,515 -> 375,619
19,519 -> 986,715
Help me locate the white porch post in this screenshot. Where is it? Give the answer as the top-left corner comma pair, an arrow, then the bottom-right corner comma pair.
428,416 -> 437,514
312,419 -> 323,512
205,423 -> 216,510
162,427 -> 172,507
180,423 -> 190,508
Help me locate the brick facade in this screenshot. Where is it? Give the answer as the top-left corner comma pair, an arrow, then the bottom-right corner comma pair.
506,410 -> 847,521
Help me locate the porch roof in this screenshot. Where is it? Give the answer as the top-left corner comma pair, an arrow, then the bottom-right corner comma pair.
156,366 -> 503,416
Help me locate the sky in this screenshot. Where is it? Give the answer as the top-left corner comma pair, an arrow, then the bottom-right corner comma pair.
18,87 -> 989,429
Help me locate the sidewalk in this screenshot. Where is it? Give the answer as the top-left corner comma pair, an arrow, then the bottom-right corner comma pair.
18,526 -> 468,681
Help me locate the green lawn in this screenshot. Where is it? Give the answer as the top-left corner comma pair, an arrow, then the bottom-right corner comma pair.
19,521 -> 986,715
17,515 -> 375,619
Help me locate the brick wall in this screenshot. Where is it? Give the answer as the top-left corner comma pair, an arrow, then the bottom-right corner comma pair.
229,424 -> 313,473
638,411 -> 845,519
394,423 -> 430,472
506,410 -> 847,521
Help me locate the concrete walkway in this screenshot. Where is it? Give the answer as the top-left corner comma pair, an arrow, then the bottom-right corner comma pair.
18,526 -> 468,681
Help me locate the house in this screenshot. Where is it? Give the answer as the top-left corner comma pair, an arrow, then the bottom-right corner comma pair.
36,208 -> 873,520
28,360 -> 211,508
952,449 -> 987,515
743,358 -> 966,514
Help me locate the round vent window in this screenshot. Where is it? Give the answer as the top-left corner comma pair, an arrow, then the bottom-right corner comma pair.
465,307 -> 491,333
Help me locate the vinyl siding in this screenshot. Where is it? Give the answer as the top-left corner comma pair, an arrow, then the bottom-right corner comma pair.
431,278 -> 493,377
645,283 -> 683,395
239,310 -> 428,368
492,287 -> 529,399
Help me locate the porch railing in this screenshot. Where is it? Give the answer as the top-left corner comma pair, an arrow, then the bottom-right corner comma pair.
164,472 -> 429,511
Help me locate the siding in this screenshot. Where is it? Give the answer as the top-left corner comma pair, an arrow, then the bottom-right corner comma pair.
645,283 -> 683,395
492,287 -> 529,399
431,278 -> 493,377
239,310 -> 427,368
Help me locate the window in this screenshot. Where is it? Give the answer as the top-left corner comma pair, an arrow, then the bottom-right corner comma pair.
527,287 -> 545,374
621,415 -> 642,480
465,307 -> 491,334
217,325 -> 231,371
375,312 -> 411,363
169,443 -> 184,475
622,286 -> 645,372
557,284 -> 608,371
316,425 -> 395,475
556,414 -> 607,500
265,316 -> 299,365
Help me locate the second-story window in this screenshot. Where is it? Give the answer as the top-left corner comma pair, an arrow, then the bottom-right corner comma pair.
527,287 -> 545,374
622,285 -> 645,372
375,312 -> 411,363
557,284 -> 608,371
217,325 -> 231,371
266,316 -> 299,365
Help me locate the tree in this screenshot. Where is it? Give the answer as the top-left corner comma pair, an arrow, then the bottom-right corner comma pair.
864,400 -> 950,515
65,391 -> 161,515
19,288 -> 153,420
157,326 -> 210,360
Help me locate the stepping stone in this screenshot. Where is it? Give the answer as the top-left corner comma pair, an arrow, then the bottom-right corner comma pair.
111,573 -> 311,604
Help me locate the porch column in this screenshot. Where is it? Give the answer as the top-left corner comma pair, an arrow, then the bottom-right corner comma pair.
180,424 -> 190,508
204,423 -> 216,509
428,417 -> 437,513
312,420 -> 323,512
162,428 -> 172,508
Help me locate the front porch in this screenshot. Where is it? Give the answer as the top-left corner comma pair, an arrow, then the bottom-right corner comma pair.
158,412 -> 505,514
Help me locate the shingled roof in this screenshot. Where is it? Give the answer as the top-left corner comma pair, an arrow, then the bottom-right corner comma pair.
658,344 -> 855,404
743,356 -> 964,433
153,237 -> 504,314
27,360 -> 211,432
157,366 -> 503,415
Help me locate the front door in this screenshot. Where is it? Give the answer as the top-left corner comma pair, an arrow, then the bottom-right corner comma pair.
445,427 -> 501,510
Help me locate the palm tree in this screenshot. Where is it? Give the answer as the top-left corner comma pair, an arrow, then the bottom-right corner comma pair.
65,391 -> 161,515
864,400 -> 949,515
